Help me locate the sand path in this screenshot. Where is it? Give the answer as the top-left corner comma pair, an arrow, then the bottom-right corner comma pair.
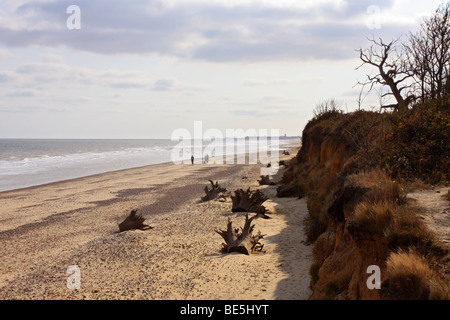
0,150 -> 313,300
407,187 -> 450,246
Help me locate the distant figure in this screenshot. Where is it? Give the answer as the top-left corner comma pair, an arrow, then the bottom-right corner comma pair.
191,155 -> 194,165
204,154 -> 209,164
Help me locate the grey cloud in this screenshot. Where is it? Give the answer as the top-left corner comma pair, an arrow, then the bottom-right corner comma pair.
231,107 -> 297,119
231,109 -> 270,118
0,72 -> 17,82
6,91 -> 36,98
153,79 -> 175,91
0,105 -> 41,113
110,82 -> 149,89
0,0 -> 407,62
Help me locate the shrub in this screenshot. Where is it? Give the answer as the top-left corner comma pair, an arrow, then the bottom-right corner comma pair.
313,98 -> 343,119
352,201 -> 395,236
379,96 -> 450,184
382,249 -> 449,300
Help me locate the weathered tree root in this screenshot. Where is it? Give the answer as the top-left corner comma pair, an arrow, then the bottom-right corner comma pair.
231,188 -> 268,213
258,175 -> 275,186
118,209 -> 153,232
201,180 -> 228,202
216,214 -> 265,255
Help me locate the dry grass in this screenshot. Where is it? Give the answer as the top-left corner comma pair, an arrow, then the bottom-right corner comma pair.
350,196 -> 431,249
382,249 -> 449,300
346,169 -> 406,204
383,205 -> 432,251
352,201 -> 395,235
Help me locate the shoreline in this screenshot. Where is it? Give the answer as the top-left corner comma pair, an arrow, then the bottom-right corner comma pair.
0,138 -> 301,194
0,160 -> 175,196
0,145 -> 313,300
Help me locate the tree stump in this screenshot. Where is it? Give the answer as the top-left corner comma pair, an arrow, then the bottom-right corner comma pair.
201,180 -> 227,202
216,214 -> 265,255
258,175 -> 275,185
231,188 -> 268,213
118,209 -> 153,232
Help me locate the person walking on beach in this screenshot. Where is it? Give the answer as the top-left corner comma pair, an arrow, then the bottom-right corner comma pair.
204,154 -> 209,164
191,155 -> 194,165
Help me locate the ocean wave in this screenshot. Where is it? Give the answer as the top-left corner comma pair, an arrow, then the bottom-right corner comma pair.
0,138 -> 299,191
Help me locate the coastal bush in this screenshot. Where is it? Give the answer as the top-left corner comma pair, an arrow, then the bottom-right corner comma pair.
377,95 -> 450,184
382,249 -> 449,300
382,249 -> 433,299
351,201 -> 395,236
312,98 -> 343,119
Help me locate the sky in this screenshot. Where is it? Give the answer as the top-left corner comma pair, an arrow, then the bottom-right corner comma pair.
0,0 -> 445,139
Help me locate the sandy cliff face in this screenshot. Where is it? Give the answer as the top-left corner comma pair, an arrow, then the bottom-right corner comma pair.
280,110 -> 449,300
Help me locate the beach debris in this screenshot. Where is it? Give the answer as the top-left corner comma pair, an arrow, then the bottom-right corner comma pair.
254,205 -> 271,219
279,160 -> 286,166
216,214 -> 265,255
276,184 -> 304,198
118,209 -> 153,232
201,180 -> 228,202
282,150 -> 290,155
231,188 -> 268,213
258,175 -> 275,186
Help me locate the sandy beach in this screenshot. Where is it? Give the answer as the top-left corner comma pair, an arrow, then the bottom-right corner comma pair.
0,146 -> 313,300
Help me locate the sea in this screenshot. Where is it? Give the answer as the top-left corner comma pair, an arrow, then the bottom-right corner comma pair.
0,137 -> 298,192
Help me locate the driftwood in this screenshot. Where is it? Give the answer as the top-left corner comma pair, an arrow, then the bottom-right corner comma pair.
216,214 -> 265,255
201,180 -> 227,202
258,175 -> 275,186
255,205 -> 271,219
231,188 -> 268,213
118,209 -> 153,232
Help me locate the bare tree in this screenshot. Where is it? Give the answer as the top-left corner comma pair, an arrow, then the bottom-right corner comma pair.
356,37 -> 415,112
405,2 -> 450,102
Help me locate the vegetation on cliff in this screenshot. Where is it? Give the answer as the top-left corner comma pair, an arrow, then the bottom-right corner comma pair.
279,96 -> 449,299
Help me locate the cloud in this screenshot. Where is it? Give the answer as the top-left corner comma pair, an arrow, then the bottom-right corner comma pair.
0,71 -> 17,82
231,107 -> 297,119
243,80 -> 265,87
40,53 -> 65,63
0,0 -> 412,63
153,79 -> 176,91
6,90 -> 36,97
